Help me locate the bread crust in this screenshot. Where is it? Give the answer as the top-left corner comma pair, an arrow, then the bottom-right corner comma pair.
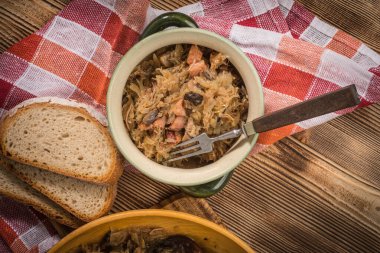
0,165 -> 83,228
0,188 -> 83,228
7,165 -> 118,222
0,102 -> 123,185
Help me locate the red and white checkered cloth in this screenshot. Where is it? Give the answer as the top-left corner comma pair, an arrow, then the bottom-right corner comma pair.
0,197 -> 60,253
0,0 -> 379,252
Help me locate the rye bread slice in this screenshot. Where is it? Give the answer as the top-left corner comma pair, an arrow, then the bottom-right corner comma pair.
2,156 -> 117,222
0,102 -> 123,184
0,163 -> 83,228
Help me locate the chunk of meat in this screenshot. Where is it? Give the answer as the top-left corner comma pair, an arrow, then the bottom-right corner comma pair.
187,45 -> 203,65
171,99 -> 186,117
169,116 -> 187,131
138,123 -> 152,131
189,60 -> 207,77
166,131 -> 182,144
153,117 -> 166,129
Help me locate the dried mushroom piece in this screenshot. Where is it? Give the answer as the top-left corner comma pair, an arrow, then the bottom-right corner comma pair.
184,92 -> 203,106
148,235 -> 203,253
143,109 -> 159,125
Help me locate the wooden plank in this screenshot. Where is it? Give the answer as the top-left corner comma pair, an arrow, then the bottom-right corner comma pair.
296,0 -> 380,52
151,0 -> 197,10
110,170 -> 178,212
0,0 -> 70,52
295,104 -> 380,190
208,138 -> 380,252
151,193 -> 225,227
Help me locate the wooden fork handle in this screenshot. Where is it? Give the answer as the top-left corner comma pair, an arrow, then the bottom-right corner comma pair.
247,84 -> 360,134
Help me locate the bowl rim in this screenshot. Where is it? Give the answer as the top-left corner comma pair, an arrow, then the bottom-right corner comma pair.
48,209 -> 255,253
107,28 -> 264,186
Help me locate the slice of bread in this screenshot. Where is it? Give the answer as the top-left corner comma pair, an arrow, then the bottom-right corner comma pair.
0,164 -> 83,228
0,102 -> 122,184
2,156 -> 117,222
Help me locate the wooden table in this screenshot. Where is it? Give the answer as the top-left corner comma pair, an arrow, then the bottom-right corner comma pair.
1,0 -> 379,252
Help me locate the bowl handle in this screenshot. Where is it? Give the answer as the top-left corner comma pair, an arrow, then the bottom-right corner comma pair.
139,12 -> 198,40
140,12 -> 234,198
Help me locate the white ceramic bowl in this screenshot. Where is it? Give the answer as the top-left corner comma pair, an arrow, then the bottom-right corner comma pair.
107,28 -> 264,186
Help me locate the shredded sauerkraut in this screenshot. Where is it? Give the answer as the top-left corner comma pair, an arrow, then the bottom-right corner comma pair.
77,227 -> 203,253
122,44 -> 248,167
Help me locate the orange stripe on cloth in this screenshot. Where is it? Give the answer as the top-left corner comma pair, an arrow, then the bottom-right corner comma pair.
264,62 -> 315,100
32,39 -> 87,84
257,124 -> 296,145
326,30 -> 361,58
292,124 -> 305,135
277,35 -> 324,74
0,219 -> 17,247
77,62 -> 109,105
8,34 -> 43,62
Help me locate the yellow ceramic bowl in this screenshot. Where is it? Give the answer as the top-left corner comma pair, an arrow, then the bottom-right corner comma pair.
49,210 -> 254,253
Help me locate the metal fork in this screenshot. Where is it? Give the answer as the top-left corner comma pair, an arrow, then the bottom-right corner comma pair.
168,84 -> 360,162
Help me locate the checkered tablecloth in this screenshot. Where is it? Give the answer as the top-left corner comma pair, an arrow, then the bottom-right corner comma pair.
0,197 -> 60,253
0,0 -> 379,252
